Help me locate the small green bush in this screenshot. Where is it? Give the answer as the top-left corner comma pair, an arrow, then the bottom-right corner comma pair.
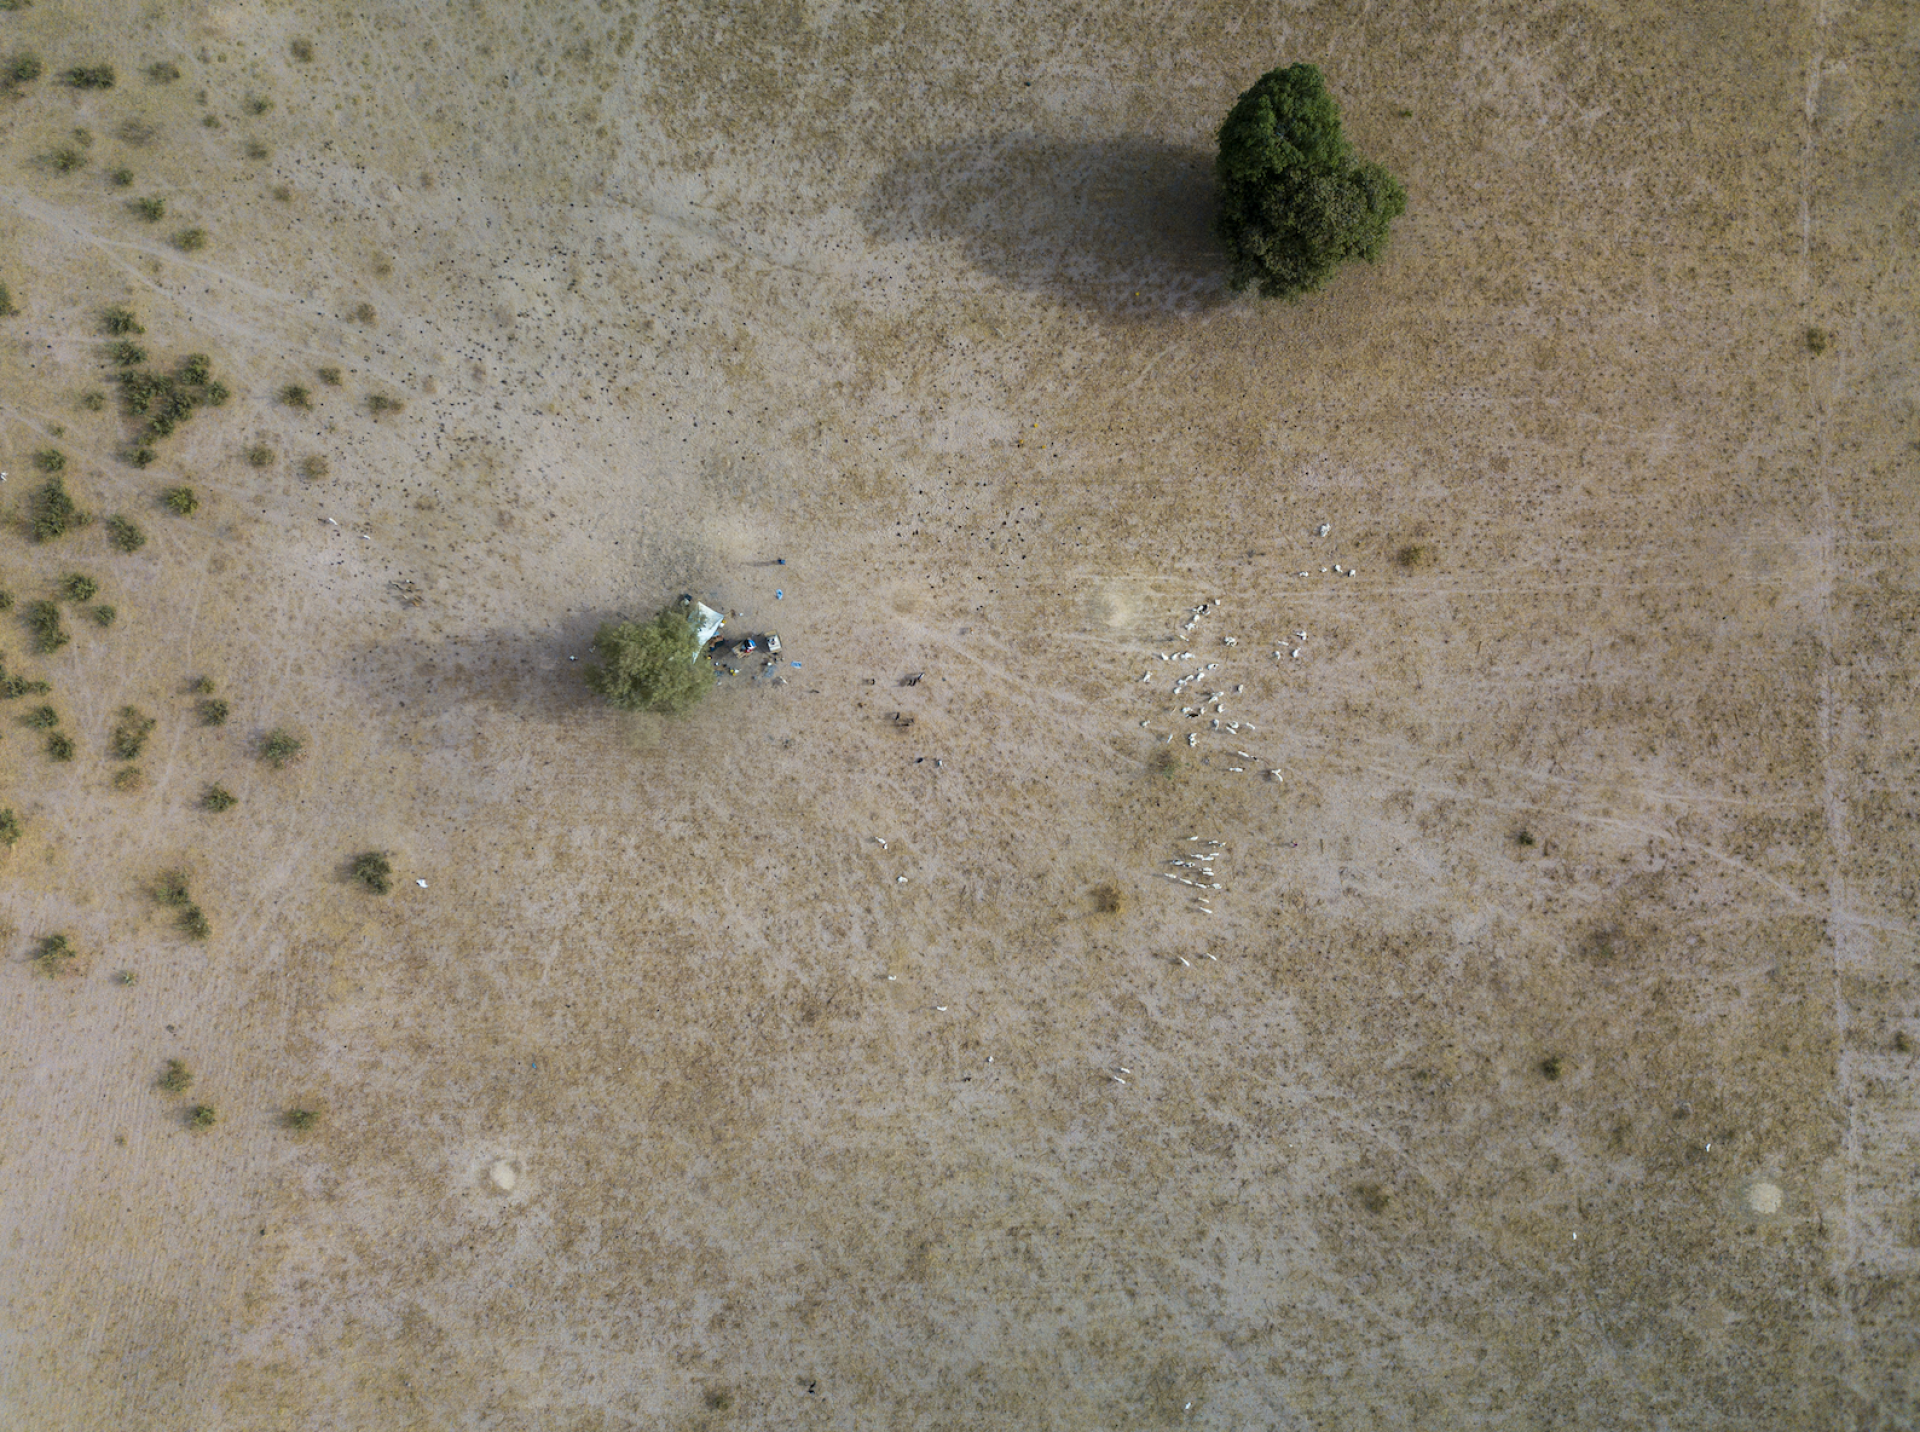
107,338 -> 147,367
109,165 -> 133,186
33,933 -> 76,976
24,600 -> 69,652
153,870 -> 191,907
188,675 -> 215,694
162,486 -> 199,515
158,1058 -> 192,1093
179,904 -> 210,939
187,1104 -> 217,1128
260,728 -> 302,767
298,455 -> 329,481
110,706 -> 155,759
131,195 -> 165,221
116,969 -> 138,985
58,573 -> 98,603
111,764 -> 141,790
0,808 -> 21,846
0,282 -> 15,317
584,604 -> 714,713
106,514 -> 146,552
366,393 -> 404,416
48,144 -> 88,174
30,475 -> 85,541
144,62 -> 181,84
171,227 -> 207,252
0,591 -> 12,611
92,604 -> 116,627
279,384 -> 311,409
101,305 -> 144,336
350,850 -> 393,894
244,140 -> 269,161
245,444 -> 275,468
22,704 -> 58,729
200,783 -> 236,812
196,697 -> 229,726
33,448 -> 66,473
46,731 -> 74,760
283,1107 -> 320,1129
4,52 -> 44,87
0,675 -> 48,697
244,93 -> 273,115
80,390 -> 106,411
63,64 -> 116,90
317,366 -> 342,386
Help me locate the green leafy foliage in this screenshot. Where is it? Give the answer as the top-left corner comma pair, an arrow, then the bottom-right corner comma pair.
1214,64 -> 1407,301
196,697 -> 228,726
114,351 -> 226,458
349,850 -> 393,893
92,604 -> 116,627
158,1059 -> 192,1092
279,384 -> 311,409
107,338 -> 147,366
0,282 -> 15,317
162,486 -> 199,515
260,728 -> 302,767
101,305 -> 144,336
4,52 -> 44,87
33,448 -> 65,473
58,573 -> 98,603
200,783 -> 236,811
131,195 -> 165,221
284,1107 -> 319,1129
106,514 -> 146,552
30,475 -> 84,541
0,808 -> 20,846
46,731 -> 74,760
22,704 -> 58,729
188,1104 -> 217,1128
24,600 -> 69,652
62,64 -> 116,90
109,705 -> 155,759
584,604 -> 714,713
33,933 -> 76,976
153,869 -> 191,907
171,227 -> 207,252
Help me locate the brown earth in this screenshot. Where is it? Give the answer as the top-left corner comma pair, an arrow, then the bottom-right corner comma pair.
0,0 -> 1916,1427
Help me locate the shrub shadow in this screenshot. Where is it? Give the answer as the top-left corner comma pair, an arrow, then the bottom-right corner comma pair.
862,135 -> 1230,315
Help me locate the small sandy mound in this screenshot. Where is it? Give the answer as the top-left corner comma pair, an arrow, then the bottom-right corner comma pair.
1745,1179 -> 1783,1215
490,1160 -> 517,1192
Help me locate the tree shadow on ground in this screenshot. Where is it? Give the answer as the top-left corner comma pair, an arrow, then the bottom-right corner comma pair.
862,135 -> 1231,316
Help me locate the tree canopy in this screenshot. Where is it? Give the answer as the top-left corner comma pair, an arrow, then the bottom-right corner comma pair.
583,604 -> 713,714
1214,64 -> 1407,301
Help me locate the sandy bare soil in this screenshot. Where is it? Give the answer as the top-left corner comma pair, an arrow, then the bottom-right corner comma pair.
1,0 -> 1916,1427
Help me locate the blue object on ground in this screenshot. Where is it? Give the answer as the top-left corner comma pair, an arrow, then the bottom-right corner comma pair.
775,590 -> 783,598
791,661 -> 801,667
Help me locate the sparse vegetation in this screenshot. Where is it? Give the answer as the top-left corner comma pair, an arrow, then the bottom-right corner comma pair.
114,351 -> 227,459
351,302 -> 376,324
244,140 -> 269,161
0,674 -> 48,697
317,365 -> 342,386
1806,327 -> 1829,355
1356,1182 -> 1393,1214
1514,828 -> 1536,848
245,444 -> 275,468
279,384 -> 311,409
187,1104 -> 217,1128
101,304 -> 143,336
4,52 -> 44,88
260,728 -> 302,767
299,454 -> 329,481
110,705 -> 155,759
171,227 -> 207,252
46,731 -> 74,760
131,194 -> 165,221
366,393 -> 404,416
0,591 -> 12,612
0,282 -> 15,317
106,514 -> 146,552
144,62 -> 182,84
111,764 -> 142,790
284,1107 -> 320,1130
29,475 -> 84,541
107,338 -> 147,366
24,600 -> 69,653
33,933 -> 76,976
0,808 -> 21,846
188,675 -> 215,694
80,390 -> 105,413
1215,63 -> 1407,300
179,904 -> 210,939
200,783 -> 236,812
161,485 -> 199,515
349,850 -> 393,894
115,969 -> 137,985
153,869 -> 191,908
196,697 -> 229,726
1396,543 -> 1433,570
584,603 -> 714,713
58,573 -> 98,603
158,1058 -> 192,1093
244,93 -> 273,115
22,704 -> 58,729
109,165 -> 133,186
1540,1055 -> 1565,1081
33,448 -> 66,473
62,64 -> 116,90
47,143 -> 88,173
290,38 -> 314,63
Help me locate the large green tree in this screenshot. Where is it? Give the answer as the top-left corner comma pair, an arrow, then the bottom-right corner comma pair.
583,604 -> 713,713
1214,64 -> 1407,301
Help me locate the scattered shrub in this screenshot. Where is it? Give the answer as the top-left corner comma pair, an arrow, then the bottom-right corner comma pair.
116,969 -> 137,985
245,444 -> 275,468
92,602 -> 116,627
45,731 -> 74,760
200,783 -> 236,812
351,302 -> 376,324
33,448 -> 66,473
29,476 -> 84,541
107,338 -> 147,366
22,704 -> 58,729
1540,1055 -> 1565,1081
131,195 -> 165,220
1395,543 -> 1433,570
111,764 -> 142,790
161,485 -> 199,515
583,603 -> 714,713
366,393 -> 404,416
33,933 -> 76,976
58,573 -> 98,603
80,389 -> 105,410
144,62 -> 182,84
299,454 -> 329,481
0,675 -> 48,697
260,728 -> 302,767
1515,829 -> 1536,848
0,808 -> 20,846
109,165 -> 133,186
179,904 -> 210,939
62,64 -> 116,90
101,305 -> 144,336
24,600 -> 69,652
153,870 -> 191,907
0,591 -> 11,611
106,514 -> 146,552
157,1058 -> 192,1092
279,384 -> 311,409
290,39 -> 314,62
283,1107 -> 320,1129
1806,327 -> 1829,355
171,227 -> 207,252
317,365 -> 342,386
244,93 -> 273,115
47,144 -> 88,174
196,697 -> 229,726
188,675 -> 215,694
1090,880 -> 1126,914
244,140 -> 269,161
110,706 -> 155,759
4,52 -> 43,87
187,1104 -> 217,1128
350,850 -> 393,894
0,282 -> 15,317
